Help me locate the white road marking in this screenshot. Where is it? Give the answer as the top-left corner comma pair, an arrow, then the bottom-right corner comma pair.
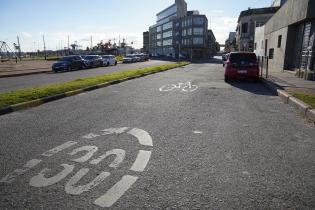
65,168 -> 110,195
101,127 -> 129,135
0,159 -> 42,183
193,131 -> 203,134
69,146 -> 98,163
130,150 -> 152,172
159,84 -> 176,92
30,164 -> 74,187
127,128 -> 153,147
159,82 -> 198,92
82,133 -> 101,139
90,149 -> 125,168
94,175 -> 138,208
42,141 -> 77,157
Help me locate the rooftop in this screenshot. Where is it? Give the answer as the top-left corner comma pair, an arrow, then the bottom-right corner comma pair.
238,6 -> 280,22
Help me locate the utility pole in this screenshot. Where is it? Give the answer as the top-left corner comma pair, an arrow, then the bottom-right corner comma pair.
42,34 -> 47,60
17,36 -> 21,60
90,35 -> 93,49
67,35 -> 70,55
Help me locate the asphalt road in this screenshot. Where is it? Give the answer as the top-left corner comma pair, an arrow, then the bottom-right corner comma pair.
1,58 -> 314,209
0,60 -> 173,93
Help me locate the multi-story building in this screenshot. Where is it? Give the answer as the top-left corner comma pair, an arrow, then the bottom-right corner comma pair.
225,32 -> 236,52
236,7 -> 279,52
255,0 -> 315,80
147,0 -> 215,59
142,31 -> 149,53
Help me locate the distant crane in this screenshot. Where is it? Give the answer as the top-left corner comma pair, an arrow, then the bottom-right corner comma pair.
0,41 -> 18,62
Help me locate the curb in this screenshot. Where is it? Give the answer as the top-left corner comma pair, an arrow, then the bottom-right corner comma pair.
261,78 -> 315,123
0,64 -> 189,116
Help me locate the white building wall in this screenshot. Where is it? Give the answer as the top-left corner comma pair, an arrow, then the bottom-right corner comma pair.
254,26 -> 265,56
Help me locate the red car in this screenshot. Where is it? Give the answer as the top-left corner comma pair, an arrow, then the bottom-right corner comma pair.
224,52 -> 260,82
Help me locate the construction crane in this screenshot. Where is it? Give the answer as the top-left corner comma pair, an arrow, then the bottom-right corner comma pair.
0,41 -> 18,62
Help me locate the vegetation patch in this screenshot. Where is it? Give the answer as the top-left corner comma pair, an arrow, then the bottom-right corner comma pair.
292,93 -> 315,108
0,62 -> 189,109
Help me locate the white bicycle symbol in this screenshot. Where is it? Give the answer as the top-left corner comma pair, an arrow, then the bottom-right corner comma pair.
159,81 -> 198,92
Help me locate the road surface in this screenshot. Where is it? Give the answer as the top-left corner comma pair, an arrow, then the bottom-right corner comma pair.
1,58 -> 314,209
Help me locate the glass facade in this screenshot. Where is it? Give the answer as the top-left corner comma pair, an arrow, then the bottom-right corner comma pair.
163,39 -> 173,46
163,31 -> 173,38
163,22 -> 173,30
193,17 -> 205,25
157,5 -> 177,24
193,27 -> 204,35
193,37 -> 204,44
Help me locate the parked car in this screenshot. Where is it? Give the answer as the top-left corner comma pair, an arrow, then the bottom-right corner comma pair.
52,55 -> 86,72
101,55 -> 117,66
133,55 -> 141,62
224,52 -> 259,82
123,55 -> 136,63
135,54 -> 146,62
82,55 -> 103,68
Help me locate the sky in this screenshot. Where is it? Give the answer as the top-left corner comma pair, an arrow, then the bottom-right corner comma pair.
0,0 -> 273,52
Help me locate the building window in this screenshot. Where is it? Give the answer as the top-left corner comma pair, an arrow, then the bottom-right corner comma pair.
277,35 -> 282,48
163,31 -> 172,38
193,37 -> 203,45
163,22 -> 173,30
188,19 -> 192,26
193,17 -> 204,25
241,23 -> 248,33
269,48 -> 274,59
193,27 -> 204,35
157,26 -> 162,32
157,5 -> 177,22
187,28 -> 192,35
182,29 -> 186,36
254,43 -> 257,50
163,39 -> 172,46
157,34 -> 161,39
157,41 -> 162,46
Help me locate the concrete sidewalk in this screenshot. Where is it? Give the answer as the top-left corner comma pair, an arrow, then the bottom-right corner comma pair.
266,70 -> 315,95
262,70 -> 315,123
0,60 -> 53,78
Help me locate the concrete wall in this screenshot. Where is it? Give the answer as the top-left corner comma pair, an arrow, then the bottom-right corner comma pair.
265,27 -> 289,71
254,26 -> 265,56
265,0 -> 310,34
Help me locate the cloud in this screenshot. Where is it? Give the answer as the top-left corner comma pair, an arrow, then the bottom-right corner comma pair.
209,16 -> 238,44
210,10 -> 224,15
22,32 -> 32,38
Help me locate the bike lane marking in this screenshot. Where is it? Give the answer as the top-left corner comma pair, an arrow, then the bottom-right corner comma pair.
159,81 -> 198,92
0,127 -> 153,208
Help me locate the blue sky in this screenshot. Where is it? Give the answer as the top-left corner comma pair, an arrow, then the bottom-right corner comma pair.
0,0 -> 273,51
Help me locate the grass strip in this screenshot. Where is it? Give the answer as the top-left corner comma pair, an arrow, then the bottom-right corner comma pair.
292,93 -> 315,109
0,62 -> 189,109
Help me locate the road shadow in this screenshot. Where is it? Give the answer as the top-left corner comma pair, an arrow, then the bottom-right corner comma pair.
228,80 -> 276,96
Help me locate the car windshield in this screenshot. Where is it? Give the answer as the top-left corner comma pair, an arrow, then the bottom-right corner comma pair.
229,53 -> 257,63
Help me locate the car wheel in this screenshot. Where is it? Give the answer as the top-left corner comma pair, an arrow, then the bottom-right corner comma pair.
115,61 -> 117,65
